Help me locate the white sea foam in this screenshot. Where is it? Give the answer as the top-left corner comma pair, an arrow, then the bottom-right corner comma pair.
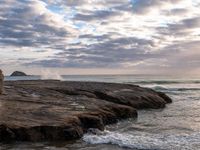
40,69 -> 63,80
83,130 -> 200,150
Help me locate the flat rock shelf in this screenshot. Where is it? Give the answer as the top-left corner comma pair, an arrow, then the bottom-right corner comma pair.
0,80 -> 172,142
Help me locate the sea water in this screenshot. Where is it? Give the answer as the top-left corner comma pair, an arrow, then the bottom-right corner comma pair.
1,75 -> 200,150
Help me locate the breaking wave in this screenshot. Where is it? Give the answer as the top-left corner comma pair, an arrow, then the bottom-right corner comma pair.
129,80 -> 200,85
150,86 -> 200,92
83,130 -> 200,150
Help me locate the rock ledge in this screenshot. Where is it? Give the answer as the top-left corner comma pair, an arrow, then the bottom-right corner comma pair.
0,80 -> 172,142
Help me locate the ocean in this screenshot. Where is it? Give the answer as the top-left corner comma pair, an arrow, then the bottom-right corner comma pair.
1,75 -> 200,150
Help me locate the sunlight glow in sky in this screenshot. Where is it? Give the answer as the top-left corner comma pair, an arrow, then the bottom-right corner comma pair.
0,0 -> 200,75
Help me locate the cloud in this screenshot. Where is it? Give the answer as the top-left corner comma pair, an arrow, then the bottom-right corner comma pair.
131,0 -> 184,14
74,10 -> 121,21
0,0 -> 76,48
26,36 -> 157,69
0,0 -> 200,75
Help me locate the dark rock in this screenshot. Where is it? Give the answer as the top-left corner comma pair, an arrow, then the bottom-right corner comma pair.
10,71 -> 27,76
0,125 -> 15,141
157,91 -> 172,103
0,80 -> 172,142
78,114 -> 104,131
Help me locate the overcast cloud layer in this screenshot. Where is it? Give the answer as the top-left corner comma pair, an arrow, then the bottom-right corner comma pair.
0,0 -> 200,75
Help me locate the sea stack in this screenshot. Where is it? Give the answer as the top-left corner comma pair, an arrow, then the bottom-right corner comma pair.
0,69 -> 4,94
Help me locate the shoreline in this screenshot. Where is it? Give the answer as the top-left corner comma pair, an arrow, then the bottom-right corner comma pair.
0,80 -> 172,142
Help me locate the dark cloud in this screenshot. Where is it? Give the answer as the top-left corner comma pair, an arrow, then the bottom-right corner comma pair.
74,10 -> 121,21
132,0 -> 183,14
157,16 -> 200,36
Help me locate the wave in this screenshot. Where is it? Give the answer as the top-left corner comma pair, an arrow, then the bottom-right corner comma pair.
83,129 -> 200,150
128,80 -> 200,85
150,86 -> 200,92
151,86 -> 169,91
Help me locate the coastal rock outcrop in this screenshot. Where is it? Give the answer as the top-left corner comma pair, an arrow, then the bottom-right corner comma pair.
0,80 -> 172,142
0,69 -> 4,94
10,71 -> 27,76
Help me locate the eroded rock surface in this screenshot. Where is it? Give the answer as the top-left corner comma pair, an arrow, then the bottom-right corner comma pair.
0,80 -> 172,142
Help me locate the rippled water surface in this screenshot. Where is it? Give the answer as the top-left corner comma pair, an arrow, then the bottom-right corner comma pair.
1,75 -> 200,150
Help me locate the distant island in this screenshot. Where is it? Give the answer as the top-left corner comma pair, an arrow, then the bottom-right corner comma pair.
10,71 -> 27,76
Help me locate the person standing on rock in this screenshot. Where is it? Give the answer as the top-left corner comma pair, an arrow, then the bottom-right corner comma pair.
0,69 -> 4,94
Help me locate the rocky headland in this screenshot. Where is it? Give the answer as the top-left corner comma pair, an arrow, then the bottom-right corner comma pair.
0,80 -> 172,142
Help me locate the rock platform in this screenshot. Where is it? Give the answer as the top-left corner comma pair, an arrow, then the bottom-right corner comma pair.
0,80 -> 172,142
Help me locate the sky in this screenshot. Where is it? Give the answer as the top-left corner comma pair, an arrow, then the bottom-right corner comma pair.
0,0 -> 200,76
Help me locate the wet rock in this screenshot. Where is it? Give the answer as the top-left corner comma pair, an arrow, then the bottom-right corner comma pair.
0,80 -> 172,142
0,69 -> 4,94
157,91 -> 172,103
